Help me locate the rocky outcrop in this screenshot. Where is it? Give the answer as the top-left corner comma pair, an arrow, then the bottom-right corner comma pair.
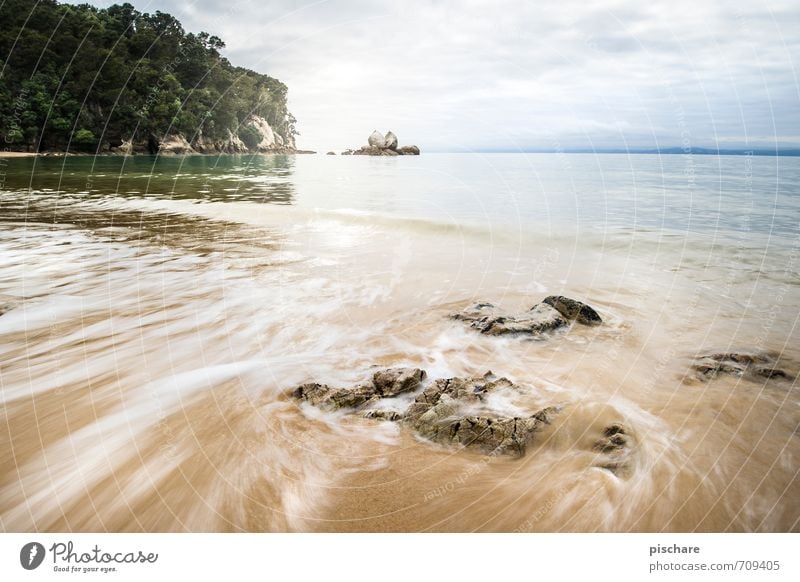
109,115 -> 299,156
291,367 -> 640,475
158,134 -> 194,155
452,302 -> 567,336
293,367 -> 426,410
396,145 -> 420,155
221,129 -> 248,154
373,367 -> 427,397
402,373 -> 560,456
292,369 -> 561,457
691,351 -> 792,382
451,296 -> 601,337
353,146 -> 399,156
349,130 -> 420,156
109,138 -> 133,155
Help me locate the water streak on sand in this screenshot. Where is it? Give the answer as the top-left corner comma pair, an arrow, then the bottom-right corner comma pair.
1,154 -> 798,531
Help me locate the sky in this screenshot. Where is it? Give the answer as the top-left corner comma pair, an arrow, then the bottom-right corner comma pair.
65,0 -> 799,152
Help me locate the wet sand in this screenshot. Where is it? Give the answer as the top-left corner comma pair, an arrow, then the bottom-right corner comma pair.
1,155 -> 798,532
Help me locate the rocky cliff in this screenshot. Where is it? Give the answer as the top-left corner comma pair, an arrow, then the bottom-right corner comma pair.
112,115 -> 298,156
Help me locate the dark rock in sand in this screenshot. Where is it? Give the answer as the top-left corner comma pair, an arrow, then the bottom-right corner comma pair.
691,351 -> 792,382
542,295 -> 602,326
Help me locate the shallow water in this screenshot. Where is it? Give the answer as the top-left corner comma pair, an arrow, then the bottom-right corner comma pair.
1,153 -> 798,531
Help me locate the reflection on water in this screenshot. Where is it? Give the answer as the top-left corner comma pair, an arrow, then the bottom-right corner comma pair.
4,153 -> 800,239
0,154 -> 798,532
1,154 -> 297,204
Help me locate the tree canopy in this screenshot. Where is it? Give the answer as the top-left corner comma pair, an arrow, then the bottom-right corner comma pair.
0,0 -> 296,152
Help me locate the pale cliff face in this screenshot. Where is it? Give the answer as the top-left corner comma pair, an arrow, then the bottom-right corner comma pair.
243,114 -> 296,151
245,115 -> 277,149
151,115 -> 296,155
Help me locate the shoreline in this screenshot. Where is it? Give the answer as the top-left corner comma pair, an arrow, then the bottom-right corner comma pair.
0,150 -> 317,158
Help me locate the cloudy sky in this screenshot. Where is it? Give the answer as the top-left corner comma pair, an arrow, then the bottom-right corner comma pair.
68,0 -> 799,152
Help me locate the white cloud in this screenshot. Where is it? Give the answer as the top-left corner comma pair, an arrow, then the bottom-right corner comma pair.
65,0 -> 800,151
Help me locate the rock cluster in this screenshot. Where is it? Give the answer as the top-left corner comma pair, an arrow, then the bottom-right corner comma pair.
286,292 -> 794,476
342,130 -> 420,156
291,296 -> 609,457
292,367 -> 640,471
294,368 -> 561,457
691,351 -> 792,382
451,295 -> 602,337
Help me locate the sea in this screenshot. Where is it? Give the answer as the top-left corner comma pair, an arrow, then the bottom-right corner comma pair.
1,152 -> 798,531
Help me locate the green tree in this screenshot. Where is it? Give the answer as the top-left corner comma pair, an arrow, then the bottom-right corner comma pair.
0,0 -> 296,152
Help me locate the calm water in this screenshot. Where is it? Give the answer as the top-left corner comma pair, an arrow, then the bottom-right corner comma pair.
1,153 -> 798,532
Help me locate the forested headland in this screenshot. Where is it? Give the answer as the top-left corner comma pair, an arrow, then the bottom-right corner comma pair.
0,0 -> 298,154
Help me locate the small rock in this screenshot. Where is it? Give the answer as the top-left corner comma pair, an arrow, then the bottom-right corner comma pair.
592,423 -> 635,477
542,295 -> 602,326
326,151 -> 336,155
293,382 -> 377,409
451,301 -> 567,336
373,367 -> 426,397
690,351 -> 792,382
364,410 -> 403,421
396,145 -> 420,155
